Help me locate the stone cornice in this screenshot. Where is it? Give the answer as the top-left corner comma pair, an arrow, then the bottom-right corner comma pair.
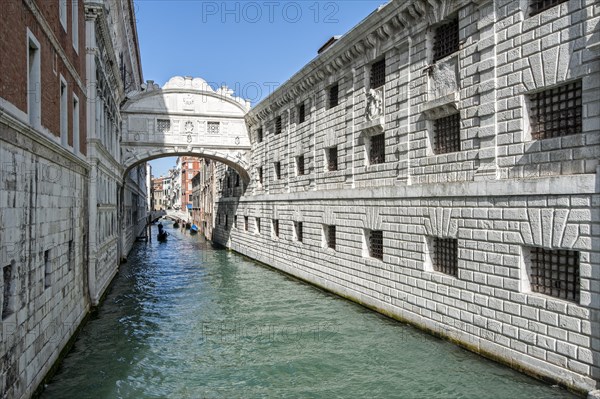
85,2 -> 126,104
0,107 -> 90,173
246,0 -> 470,127
23,0 -> 86,93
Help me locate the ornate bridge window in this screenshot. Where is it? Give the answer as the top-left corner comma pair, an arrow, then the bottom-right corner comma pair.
207,122 -> 220,135
157,119 -> 171,134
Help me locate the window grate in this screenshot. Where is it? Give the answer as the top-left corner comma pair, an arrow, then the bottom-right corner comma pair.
275,116 -> 282,135
295,222 -> 303,242
530,0 -> 568,16
433,237 -> 458,276
244,216 -> 249,231
529,81 -> 582,140
433,17 -> 459,62
235,174 -> 240,187
529,247 -> 579,302
273,220 -> 279,238
2,264 -> 12,319
370,134 -> 385,165
225,214 -> 228,227
256,218 -> 261,234
258,167 -> 263,184
328,147 -> 338,171
298,103 -> 306,124
370,59 -> 386,89
329,83 -> 339,108
274,162 -> 281,180
297,155 -> 305,176
369,230 -> 383,260
157,119 -> 171,134
207,122 -> 220,134
327,225 -> 336,250
257,128 -> 263,143
434,114 -> 461,154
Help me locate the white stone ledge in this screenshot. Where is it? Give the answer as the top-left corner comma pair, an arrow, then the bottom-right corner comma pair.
237,174 -> 598,203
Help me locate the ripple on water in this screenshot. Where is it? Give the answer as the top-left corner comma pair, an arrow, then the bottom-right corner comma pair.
41,223 -> 579,399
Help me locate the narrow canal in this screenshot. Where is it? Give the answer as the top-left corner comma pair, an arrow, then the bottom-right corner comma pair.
42,221 -> 577,399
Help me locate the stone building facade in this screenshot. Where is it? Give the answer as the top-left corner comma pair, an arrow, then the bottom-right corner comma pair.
0,0 -> 147,397
211,0 -> 600,394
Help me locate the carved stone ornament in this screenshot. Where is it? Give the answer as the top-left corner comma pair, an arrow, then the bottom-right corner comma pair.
366,88 -> 383,121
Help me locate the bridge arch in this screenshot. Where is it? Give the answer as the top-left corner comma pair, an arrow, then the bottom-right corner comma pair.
120,76 -> 252,181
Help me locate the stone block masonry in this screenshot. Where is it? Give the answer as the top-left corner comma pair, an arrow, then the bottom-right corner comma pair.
210,0 -> 600,395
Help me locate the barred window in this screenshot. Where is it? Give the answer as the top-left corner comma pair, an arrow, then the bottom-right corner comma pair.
529,248 -> 579,302
207,122 -> 220,134
244,216 -> 249,231
297,155 -> 305,176
274,162 -> 281,180
326,225 -> 336,250
258,167 -> 263,185
434,114 -> 461,154
225,214 -> 228,227
370,59 -> 386,89
2,264 -> 13,319
273,219 -> 279,238
235,174 -> 240,187
157,119 -> 171,134
257,128 -> 263,143
329,83 -> 339,108
328,146 -> 338,171
529,81 -> 582,140
433,237 -> 458,276
530,0 -> 568,16
275,116 -> 282,135
295,221 -> 303,243
256,218 -> 261,234
433,17 -> 459,62
298,103 -> 306,124
369,134 -> 385,165
369,230 -> 383,260
234,215 -> 238,228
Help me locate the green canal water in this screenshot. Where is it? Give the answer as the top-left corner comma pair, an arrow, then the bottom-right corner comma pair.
41,221 -> 578,398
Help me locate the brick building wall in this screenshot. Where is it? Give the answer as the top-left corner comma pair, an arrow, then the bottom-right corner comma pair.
212,0 -> 600,394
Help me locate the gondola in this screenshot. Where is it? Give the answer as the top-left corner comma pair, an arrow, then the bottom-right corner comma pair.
157,223 -> 168,241
157,231 -> 168,241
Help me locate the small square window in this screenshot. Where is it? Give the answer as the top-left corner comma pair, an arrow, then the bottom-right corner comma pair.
298,103 -> 306,124
528,247 -> 579,302
369,134 -> 385,165
433,17 -> 459,62
295,222 -> 303,243
433,114 -> 461,154
272,219 -> 279,238
370,59 -> 386,89
207,122 -> 220,134
329,83 -> 339,108
529,81 -> 582,140
327,146 -> 338,171
297,155 -> 305,176
274,162 -> 281,180
432,237 -> 458,276
326,225 -> 336,250
530,0 -> 568,16
275,116 -> 282,135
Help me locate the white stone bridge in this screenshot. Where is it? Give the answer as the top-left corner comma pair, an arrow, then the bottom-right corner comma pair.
120,76 -> 253,181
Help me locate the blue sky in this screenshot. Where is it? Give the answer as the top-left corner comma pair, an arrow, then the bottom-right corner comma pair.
138,0 -> 384,177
